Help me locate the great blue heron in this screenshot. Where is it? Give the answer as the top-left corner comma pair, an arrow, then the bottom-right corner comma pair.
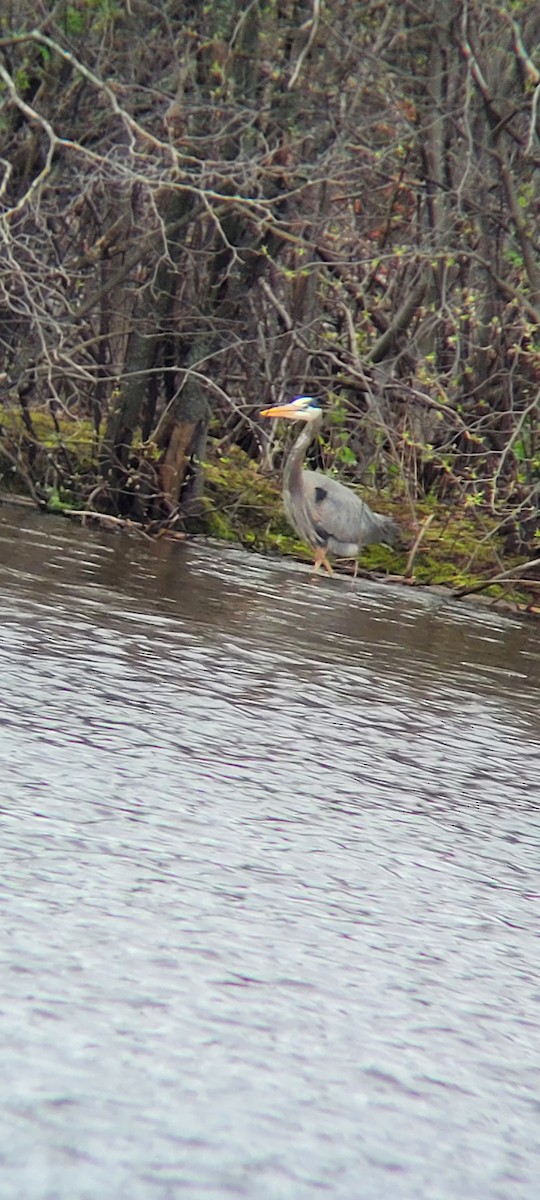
260,395 -> 401,575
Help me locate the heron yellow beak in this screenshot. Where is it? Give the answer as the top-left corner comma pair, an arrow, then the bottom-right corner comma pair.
260,404 -> 300,419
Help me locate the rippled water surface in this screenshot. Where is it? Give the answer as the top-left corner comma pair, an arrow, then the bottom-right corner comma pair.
1,506 -> 540,1200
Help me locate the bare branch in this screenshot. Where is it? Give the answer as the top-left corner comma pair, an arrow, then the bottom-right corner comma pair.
288,0 -> 321,91
452,558 -> 540,600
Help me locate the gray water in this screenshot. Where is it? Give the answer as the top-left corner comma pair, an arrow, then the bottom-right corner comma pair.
1,506 -> 539,1200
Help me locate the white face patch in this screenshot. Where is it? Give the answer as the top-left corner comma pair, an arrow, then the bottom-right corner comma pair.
289,395 -> 320,414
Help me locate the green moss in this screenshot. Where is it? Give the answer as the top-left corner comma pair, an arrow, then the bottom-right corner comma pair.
0,405 -> 97,484
402,503 -> 500,586
203,443 -> 290,550
1,405 -> 95,449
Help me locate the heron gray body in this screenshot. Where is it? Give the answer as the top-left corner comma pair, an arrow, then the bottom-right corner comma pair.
261,397 -> 400,572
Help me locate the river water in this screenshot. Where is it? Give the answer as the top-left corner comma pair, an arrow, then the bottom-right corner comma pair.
0,506 -> 539,1200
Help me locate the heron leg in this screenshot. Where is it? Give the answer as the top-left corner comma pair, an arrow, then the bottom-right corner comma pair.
312,547 -> 333,576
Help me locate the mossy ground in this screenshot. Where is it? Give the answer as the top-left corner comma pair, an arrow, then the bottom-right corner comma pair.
0,405 -> 96,507
0,406 -> 96,459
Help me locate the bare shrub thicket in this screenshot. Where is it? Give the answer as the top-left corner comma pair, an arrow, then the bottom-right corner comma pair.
0,1 -> 539,546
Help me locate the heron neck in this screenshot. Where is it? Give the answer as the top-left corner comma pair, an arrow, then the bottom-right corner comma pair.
283,415 -> 321,493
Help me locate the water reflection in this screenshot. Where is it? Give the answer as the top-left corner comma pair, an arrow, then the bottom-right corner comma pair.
0,505 -> 540,1200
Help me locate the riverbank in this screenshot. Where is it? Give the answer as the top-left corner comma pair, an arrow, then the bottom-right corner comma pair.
2,429 -> 539,616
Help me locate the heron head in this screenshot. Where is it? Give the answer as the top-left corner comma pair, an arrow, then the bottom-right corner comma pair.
260,395 -> 322,422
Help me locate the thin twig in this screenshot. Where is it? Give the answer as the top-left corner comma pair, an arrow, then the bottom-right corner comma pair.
288,0 -> 321,91
62,509 -> 154,538
452,556 -> 540,599
405,514 -> 434,577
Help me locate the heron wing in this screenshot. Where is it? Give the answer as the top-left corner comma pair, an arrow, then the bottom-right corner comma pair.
303,470 -> 395,548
